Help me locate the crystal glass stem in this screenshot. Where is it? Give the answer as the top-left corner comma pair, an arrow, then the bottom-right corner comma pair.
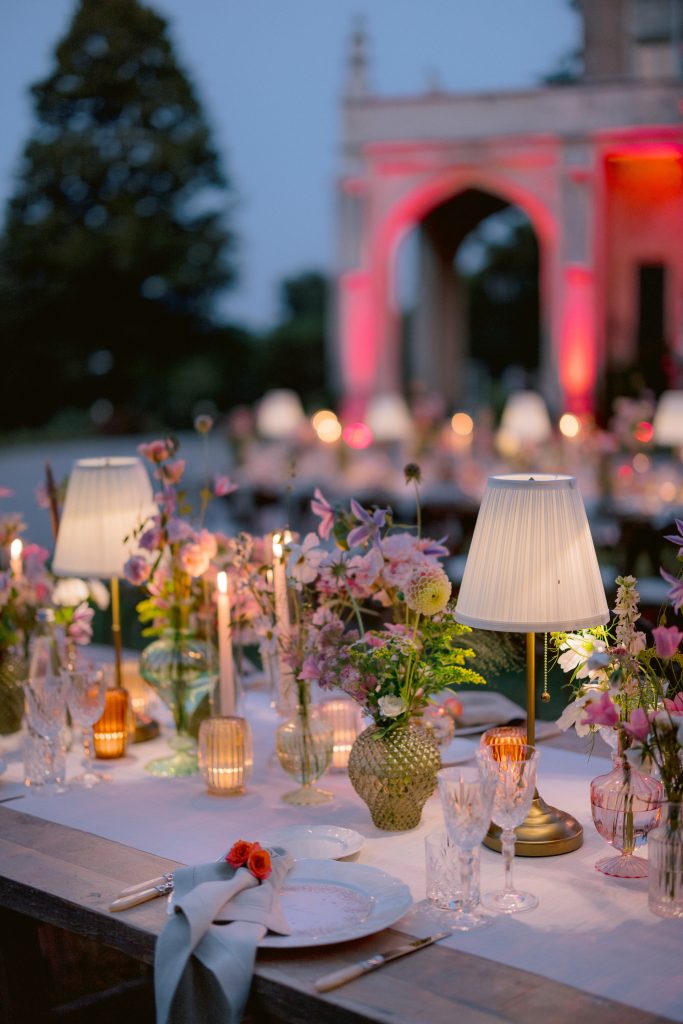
457,849 -> 474,911
501,828 -> 516,894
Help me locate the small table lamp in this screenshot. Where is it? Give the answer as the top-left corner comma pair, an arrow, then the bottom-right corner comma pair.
455,473 -> 609,856
53,457 -> 155,688
653,390 -> 683,451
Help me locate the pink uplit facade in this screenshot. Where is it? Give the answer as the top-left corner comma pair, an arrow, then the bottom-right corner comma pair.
333,2 -> 683,416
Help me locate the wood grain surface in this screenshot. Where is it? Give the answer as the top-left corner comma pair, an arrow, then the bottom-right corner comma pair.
0,805 -> 671,1024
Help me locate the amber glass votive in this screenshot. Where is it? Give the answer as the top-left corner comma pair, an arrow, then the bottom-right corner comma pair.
93,688 -> 129,759
198,716 -> 253,795
480,725 -> 527,761
318,698 -> 364,771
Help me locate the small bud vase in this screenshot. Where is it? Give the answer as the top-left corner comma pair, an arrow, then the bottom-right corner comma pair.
648,801 -> 683,918
348,722 -> 441,831
590,750 -> 663,877
275,704 -> 333,805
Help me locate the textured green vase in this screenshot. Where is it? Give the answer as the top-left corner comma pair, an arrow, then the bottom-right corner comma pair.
0,652 -> 26,735
348,723 -> 441,831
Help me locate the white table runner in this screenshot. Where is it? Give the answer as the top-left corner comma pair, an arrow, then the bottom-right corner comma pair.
1,689 -> 681,1022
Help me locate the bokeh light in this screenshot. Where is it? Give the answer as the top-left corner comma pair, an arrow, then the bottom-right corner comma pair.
342,422 -> 373,449
559,412 -> 581,438
451,412 -> 474,436
634,420 -> 653,444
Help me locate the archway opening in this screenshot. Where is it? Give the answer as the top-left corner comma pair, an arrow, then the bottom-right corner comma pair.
395,187 -> 541,412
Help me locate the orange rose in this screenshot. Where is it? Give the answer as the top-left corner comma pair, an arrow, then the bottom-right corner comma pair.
226,839 -> 254,868
246,843 -> 272,880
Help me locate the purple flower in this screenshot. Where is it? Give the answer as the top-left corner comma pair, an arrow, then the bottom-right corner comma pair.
123,555 -> 151,586
661,568 -> 683,612
347,499 -> 388,549
653,625 -> 683,659
663,519 -> 683,558
67,601 -> 94,646
311,488 -> 334,540
166,518 -> 194,544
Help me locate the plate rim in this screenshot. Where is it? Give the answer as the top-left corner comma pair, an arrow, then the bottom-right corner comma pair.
260,824 -> 365,860
259,858 -> 412,949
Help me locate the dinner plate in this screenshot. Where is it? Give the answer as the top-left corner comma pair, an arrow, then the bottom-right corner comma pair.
453,722 -> 498,737
260,825 -> 364,861
259,859 -> 412,948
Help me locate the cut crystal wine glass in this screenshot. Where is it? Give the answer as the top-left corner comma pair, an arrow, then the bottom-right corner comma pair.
64,668 -> 109,787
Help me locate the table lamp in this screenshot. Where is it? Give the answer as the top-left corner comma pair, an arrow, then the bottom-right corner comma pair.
455,473 -> 609,856
53,457 -> 155,688
366,393 -> 413,443
256,389 -> 306,439
653,390 -> 683,450
498,391 -> 552,448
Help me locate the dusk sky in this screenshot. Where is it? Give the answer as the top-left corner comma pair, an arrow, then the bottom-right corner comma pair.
1,1 -> 580,329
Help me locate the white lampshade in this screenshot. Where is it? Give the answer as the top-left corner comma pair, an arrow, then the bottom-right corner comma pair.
366,393 -> 413,442
455,474 -> 608,633
653,390 -> 683,447
499,391 -> 552,445
53,457 -> 155,578
256,389 -> 305,439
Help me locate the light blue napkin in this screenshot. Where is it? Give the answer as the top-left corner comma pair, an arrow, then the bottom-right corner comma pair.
154,847 -> 292,1024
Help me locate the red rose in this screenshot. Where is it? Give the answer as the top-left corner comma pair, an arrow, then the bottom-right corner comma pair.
246,843 -> 272,881
226,840 -> 254,868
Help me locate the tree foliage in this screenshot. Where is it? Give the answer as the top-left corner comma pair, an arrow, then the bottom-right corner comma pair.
0,0 -> 237,430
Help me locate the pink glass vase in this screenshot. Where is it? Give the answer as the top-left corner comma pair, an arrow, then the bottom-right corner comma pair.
590,752 -> 663,878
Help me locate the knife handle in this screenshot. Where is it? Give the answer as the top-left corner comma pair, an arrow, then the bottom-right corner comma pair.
109,886 -> 166,912
314,956 -> 384,992
119,874 -> 171,897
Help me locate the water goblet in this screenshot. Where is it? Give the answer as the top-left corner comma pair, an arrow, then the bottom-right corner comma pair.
23,679 -> 70,795
479,744 -> 540,914
437,764 -> 497,930
64,668 -> 109,787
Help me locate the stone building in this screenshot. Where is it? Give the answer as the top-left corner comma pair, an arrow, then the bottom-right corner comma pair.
333,0 -> 683,416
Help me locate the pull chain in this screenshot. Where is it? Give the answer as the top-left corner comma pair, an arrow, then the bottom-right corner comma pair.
541,632 -> 551,703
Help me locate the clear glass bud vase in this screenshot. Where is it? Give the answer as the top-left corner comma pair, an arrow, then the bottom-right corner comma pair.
648,801 -> 683,918
275,704 -> 333,806
590,750 -> 663,877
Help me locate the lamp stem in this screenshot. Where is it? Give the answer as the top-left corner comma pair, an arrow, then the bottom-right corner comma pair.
526,631 -> 535,747
111,576 -> 123,689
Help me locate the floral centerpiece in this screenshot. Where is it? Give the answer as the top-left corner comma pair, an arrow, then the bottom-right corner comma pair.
260,464 -> 486,825
553,522 -> 683,904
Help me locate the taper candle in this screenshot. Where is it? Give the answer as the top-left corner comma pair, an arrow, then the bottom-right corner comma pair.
10,538 -> 23,577
216,571 -> 235,716
272,532 -> 296,713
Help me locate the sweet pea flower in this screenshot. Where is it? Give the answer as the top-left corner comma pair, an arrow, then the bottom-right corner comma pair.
139,520 -> 163,552
299,656 -> 321,681
124,555 -> 152,586
214,474 -> 238,497
166,518 -> 194,543
67,601 -> 94,645
653,625 -> 683,659
580,691 -> 619,729
311,488 -> 334,540
623,707 -> 651,743
347,499 -> 389,549
664,692 -> 683,714
179,542 -> 211,578
196,529 -> 218,561
158,459 -> 185,485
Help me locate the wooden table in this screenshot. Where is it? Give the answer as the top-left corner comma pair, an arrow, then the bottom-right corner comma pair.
0,805 -> 670,1024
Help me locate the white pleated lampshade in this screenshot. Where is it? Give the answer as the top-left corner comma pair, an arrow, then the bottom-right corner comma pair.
366,393 -> 413,442
455,474 -> 609,633
653,390 -> 683,446
499,391 -> 552,444
256,389 -> 305,439
53,457 -> 155,578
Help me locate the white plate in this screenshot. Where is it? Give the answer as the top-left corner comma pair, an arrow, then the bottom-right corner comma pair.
260,825 -> 364,861
454,722 -> 498,737
259,859 -> 412,948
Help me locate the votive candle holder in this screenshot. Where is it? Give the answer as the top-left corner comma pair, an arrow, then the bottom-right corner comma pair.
318,698 -> 364,771
198,716 -> 253,795
92,687 -> 129,759
480,725 -> 527,761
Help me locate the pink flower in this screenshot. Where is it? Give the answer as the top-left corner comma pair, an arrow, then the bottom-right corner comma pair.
137,439 -> 174,463
661,568 -> 683,613
214,474 -> 238,497
623,707 -> 651,743
196,529 -> 217,560
158,459 -> 185,485
664,692 -> 683,714
311,488 -> 334,539
123,555 -> 151,586
580,691 -> 619,729
299,656 -> 320,681
68,602 -> 94,645
653,625 -> 683,659
23,544 -> 49,584
179,542 -> 211,578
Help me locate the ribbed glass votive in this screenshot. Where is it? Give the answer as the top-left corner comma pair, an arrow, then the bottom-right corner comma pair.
92,688 -> 129,759
480,725 -> 527,761
198,716 -> 253,795
318,698 -> 364,771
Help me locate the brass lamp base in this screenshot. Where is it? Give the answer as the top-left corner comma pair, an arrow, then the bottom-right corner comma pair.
483,789 -> 583,857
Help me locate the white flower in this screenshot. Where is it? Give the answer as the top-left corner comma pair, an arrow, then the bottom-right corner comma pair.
558,634 -> 608,680
287,533 -> 324,585
87,578 -> 110,610
377,695 -> 406,718
52,577 -> 89,607
556,687 -> 603,736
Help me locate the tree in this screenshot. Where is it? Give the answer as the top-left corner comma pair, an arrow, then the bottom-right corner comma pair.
260,271 -> 329,405
0,0 -> 236,430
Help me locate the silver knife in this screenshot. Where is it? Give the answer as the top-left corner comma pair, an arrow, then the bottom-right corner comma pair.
313,931 -> 451,992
